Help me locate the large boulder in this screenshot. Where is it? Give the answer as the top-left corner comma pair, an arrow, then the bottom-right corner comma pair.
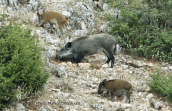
69,2 -> 96,31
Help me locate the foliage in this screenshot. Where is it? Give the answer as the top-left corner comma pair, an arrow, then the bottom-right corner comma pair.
106,0 -> 172,61
0,14 -> 6,22
0,21 -> 49,108
147,69 -> 172,103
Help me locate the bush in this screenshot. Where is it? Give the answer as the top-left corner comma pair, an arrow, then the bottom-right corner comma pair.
146,69 -> 172,103
106,0 -> 172,61
0,21 -> 49,108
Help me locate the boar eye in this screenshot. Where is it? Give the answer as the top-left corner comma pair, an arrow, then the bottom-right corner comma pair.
65,42 -> 72,49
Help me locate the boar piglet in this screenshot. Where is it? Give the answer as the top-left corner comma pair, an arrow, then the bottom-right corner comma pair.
56,34 -> 117,68
37,11 -> 71,38
98,79 -> 132,103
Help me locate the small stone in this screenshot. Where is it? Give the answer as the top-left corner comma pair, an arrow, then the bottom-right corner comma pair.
138,92 -> 142,96
135,70 -> 143,75
47,106 -> 53,111
107,68 -> 113,72
38,107 -> 46,111
73,63 -> 78,67
92,78 -> 98,82
51,89 -> 60,92
137,87 -> 143,92
116,104 -> 124,111
86,81 -> 93,87
108,73 -> 116,77
146,87 -> 151,92
103,3 -> 109,11
102,64 -> 109,68
68,99 -> 75,102
87,70 -> 91,73
78,63 -> 91,69
91,85 -> 97,89
148,63 -> 154,67
161,67 -> 168,71
80,21 -> 86,30
73,30 -> 87,36
16,103 -> 25,111
92,104 -> 104,110
122,103 -> 132,108
155,102 -> 162,110
121,65 -> 128,69
126,61 -> 140,68
100,24 -> 107,32
168,66 -> 172,71
121,57 -> 126,62
69,74 -> 78,78
146,93 -> 153,99
67,62 -> 73,66
61,10 -> 72,18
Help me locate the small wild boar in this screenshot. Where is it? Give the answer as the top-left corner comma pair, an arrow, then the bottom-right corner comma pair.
98,79 -> 132,103
37,11 -> 71,38
56,34 -> 117,68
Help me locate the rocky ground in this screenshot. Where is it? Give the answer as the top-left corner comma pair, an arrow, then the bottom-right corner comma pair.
1,0 -> 172,111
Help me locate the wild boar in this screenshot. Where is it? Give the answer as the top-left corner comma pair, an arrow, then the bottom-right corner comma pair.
37,11 -> 71,38
56,34 -> 117,68
98,79 -> 132,103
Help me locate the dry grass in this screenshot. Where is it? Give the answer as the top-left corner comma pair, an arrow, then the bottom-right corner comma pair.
55,80 -> 74,93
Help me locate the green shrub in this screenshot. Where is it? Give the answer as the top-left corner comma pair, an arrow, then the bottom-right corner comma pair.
106,0 -> 172,61
147,69 -> 172,103
0,21 -> 49,108
0,14 -> 6,22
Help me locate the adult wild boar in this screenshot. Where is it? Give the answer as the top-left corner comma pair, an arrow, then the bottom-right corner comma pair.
98,79 -> 132,103
56,34 -> 117,68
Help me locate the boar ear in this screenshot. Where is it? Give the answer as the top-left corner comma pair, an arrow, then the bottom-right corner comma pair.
101,79 -> 106,86
66,42 -> 72,48
103,79 -> 106,82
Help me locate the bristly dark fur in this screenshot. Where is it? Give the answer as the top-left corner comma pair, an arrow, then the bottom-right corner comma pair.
57,34 -> 117,68
73,36 -> 88,42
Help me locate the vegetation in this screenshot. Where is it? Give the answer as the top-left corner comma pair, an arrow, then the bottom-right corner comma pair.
106,0 -> 172,61
105,0 -> 172,103
0,16 -> 49,108
147,69 -> 172,103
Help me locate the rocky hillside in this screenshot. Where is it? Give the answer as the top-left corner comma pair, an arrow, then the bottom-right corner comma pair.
1,0 -> 172,111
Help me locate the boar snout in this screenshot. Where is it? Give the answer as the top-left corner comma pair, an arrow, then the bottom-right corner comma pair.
56,54 -> 66,61
56,54 -> 62,59
56,54 -> 59,59
98,89 -> 103,94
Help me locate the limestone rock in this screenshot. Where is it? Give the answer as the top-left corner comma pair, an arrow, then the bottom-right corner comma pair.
16,103 -> 25,111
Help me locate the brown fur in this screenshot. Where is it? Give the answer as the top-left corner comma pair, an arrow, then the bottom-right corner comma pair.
98,79 -> 132,103
37,11 -> 70,38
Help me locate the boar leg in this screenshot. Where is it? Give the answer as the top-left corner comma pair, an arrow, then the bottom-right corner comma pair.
72,53 -> 84,63
106,57 -> 110,64
104,91 -> 111,99
109,54 -> 114,68
38,19 -> 45,27
124,90 -> 130,103
50,23 -> 53,33
109,92 -> 115,101
103,50 -> 114,68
